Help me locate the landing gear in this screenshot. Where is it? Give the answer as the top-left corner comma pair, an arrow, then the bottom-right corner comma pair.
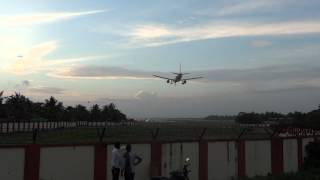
182,80 -> 187,85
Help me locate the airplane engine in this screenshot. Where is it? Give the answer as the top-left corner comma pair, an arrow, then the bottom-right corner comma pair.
167,79 -> 170,83
182,80 -> 187,84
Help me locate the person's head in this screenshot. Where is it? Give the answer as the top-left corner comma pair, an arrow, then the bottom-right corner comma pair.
126,144 -> 132,152
114,142 -> 120,149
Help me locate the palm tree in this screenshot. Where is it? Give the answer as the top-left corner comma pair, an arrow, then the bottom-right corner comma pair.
101,103 -> 126,122
0,91 -> 6,119
74,104 -> 90,121
101,105 -> 110,122
5,93 -> 33,121
61,106 -> 75,122
90,104 -> 102,121
43,96 -> 64,121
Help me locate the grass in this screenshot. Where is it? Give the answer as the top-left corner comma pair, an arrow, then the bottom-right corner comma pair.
0,121 -> 271,145
243,168 -> 320,180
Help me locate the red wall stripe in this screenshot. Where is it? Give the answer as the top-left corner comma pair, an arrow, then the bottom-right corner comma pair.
151,142 -> 162,176
297,138 -> 303,170
199,140 -> 208,180
271,138 -> 283,174
24,144 -> 40,180
237,140 -> 246,178
94,143 -> 107,180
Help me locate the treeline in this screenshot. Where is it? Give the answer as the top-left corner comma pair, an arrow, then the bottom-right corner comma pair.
235,108 -> 320,128
204,115 -> 236,120
0,92 -> 127,122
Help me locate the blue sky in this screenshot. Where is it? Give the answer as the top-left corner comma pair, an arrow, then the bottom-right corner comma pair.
1,0 -> 320,117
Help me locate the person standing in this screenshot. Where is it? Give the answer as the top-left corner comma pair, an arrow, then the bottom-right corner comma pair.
111,142 -> 123,180
123,144 -> 142,180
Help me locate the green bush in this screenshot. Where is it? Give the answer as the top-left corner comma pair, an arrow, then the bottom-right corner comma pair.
243,169 -> 320,180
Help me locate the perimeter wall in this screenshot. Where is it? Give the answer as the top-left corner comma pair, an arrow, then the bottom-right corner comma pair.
0,136 -> 318,180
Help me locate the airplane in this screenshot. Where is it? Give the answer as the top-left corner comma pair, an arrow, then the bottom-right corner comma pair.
153,64 -> 203,85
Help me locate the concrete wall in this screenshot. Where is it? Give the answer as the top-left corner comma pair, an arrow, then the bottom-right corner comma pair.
245,140 -> 271,177
162,142 -> 199,180
107,144 -> 151,180
208,141 -> 237,180
0,136 -> 319,180
302,137 -> 314,162
0,148 -> 24,180
39,146 -> 94,180
283,139 -> 298,173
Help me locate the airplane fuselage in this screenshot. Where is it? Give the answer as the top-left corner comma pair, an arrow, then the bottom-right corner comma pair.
174,74 -> 183,82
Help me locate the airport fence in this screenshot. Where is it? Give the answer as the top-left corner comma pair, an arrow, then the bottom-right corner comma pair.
0,120 -> 136,134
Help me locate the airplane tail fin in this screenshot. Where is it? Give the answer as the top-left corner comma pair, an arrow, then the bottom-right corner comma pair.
171,64 -> 191,75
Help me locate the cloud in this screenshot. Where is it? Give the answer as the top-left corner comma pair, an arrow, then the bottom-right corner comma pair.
7,41 -> 58,74
28,86 -> 65,94
217,0 -> 285,16
21,80 -> 31,87
93,88 -> 320,118
6,41 -> 113,75
47,61 -> 320,95
15,80 -> 32,89
49,65 -> 156,80
0,10 -> 106,27
197,63 -> 320,94
134,90 -> 157,100
129,25 -> 175,39
120,21 -> 320,47
253,85 -> 320,94
251,40 -> 272,47
199,64 -> 320,83
13,80 -> 65,95
56,62 -> 320,96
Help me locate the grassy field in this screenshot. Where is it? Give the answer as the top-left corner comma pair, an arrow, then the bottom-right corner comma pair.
0,121 -> 271,145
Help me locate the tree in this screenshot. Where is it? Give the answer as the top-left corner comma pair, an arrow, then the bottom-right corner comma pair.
0,92 -> 128,122
101,105 -> 110,122
100,103 -> 127,122
305,109 -> 320,128
0,91 -> 6,118
31,102 -> 44,119
90,104 -> 102,121
304,141 -> 320,169
287,111 -> 306,125
114,109 -> 126,122
74,104 -> 90,121
61,106 -> 75,122
43,96 -> 64,121
235,112 -> 263,124
5,93 -> 33,120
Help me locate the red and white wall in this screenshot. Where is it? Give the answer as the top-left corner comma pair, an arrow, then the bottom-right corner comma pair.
0,136 -> 318,180
0,148 -> 24,180
161,142 -> 199,180
283,139 -> 298,173
245,140 -> 272,177
39,146 -> 94,180
106,144 -> 151,180
208,141 -> 237,180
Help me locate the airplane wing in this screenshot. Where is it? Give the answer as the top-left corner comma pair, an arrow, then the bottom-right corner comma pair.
153,75 -> 175,81
183,77 -> 203,80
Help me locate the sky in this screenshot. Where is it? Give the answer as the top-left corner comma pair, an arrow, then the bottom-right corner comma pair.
1,0 -> 320,118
